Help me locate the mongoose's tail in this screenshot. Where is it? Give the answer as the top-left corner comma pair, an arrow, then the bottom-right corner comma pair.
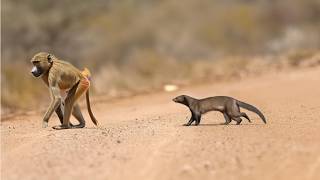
237,101 -> 266,124
82,68 -> 99,126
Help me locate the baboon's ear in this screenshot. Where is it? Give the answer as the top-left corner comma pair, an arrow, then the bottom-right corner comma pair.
47,54 -> 53,63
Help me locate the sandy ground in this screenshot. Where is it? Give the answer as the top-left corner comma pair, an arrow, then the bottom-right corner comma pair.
2,67 -> 320,180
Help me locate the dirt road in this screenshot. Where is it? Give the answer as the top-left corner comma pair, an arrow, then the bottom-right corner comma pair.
2,67 -> 320,180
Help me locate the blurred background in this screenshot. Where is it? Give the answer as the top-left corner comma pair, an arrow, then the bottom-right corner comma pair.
1,0 -> 320,112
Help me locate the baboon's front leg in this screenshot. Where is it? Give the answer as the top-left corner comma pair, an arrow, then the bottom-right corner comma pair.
56,103 -> 79,127
52,94 -> 74,130
43,86 -> 62,128
55,104 -> 64,125
52,82 -> 79,130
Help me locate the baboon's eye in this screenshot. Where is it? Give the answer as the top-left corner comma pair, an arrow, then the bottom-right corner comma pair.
32,61 -> 40,65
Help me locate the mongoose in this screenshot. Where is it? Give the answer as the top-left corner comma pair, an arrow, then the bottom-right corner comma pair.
173,95 -> 266,126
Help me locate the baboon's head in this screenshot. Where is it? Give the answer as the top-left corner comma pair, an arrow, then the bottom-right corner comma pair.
30,52 -> 54,77
172,95 -> 189,106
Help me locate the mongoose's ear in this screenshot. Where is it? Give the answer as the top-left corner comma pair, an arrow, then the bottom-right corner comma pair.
47,54 -> 53,63
183,95 -> 188,105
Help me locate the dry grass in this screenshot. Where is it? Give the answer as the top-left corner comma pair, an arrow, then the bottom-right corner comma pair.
2,0 -> 320,115
2,51 -> 319,115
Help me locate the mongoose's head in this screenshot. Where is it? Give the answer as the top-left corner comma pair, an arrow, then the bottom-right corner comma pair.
30,52 -> 55,77
173,95 -> 189,106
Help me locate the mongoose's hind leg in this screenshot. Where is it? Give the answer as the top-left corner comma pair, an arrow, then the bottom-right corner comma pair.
232,117 -> 242,125
226,100 -> 243,125
241,112 -> 251,123
222,113 -> 232,125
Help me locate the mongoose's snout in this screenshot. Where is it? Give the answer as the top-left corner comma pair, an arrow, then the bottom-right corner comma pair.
173,95 -> 185,103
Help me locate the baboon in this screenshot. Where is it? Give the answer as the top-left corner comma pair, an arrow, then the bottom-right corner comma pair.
30,52 -> 99,130
173,95 -> 266,126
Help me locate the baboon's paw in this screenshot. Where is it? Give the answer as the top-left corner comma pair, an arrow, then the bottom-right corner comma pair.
52,125 -> 70,130
70,124 -> 85,129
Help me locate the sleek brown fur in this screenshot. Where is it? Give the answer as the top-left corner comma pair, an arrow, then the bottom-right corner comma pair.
30,52 -> 98,129
173,95 -> 266,126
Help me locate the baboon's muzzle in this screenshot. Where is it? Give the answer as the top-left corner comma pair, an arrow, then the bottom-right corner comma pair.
31,66 -> 42,77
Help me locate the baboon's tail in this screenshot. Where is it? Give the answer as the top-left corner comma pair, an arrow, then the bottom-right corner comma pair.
83,68 -> 98,126
86,89 -> 99,126
237,101 -> 266,124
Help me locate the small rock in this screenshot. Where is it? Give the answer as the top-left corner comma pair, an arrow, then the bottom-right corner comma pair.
204,161 -> 211,170
180,164 -> 193,174
164,84 -> 178,92
102,132 -> 108,136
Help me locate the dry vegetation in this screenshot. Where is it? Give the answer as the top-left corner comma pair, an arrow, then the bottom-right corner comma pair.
2,0 -> 320,112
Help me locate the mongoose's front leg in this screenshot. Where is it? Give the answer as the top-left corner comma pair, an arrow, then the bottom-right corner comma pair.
185,117 -> 194,126
194,114 -> 201,126
222,113 -> 232,125
184,111 -> 195,126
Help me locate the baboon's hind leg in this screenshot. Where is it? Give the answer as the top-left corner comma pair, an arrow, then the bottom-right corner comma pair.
71,103 -> 86,128
70,79 -> 89,129
56,103 -> 78,126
